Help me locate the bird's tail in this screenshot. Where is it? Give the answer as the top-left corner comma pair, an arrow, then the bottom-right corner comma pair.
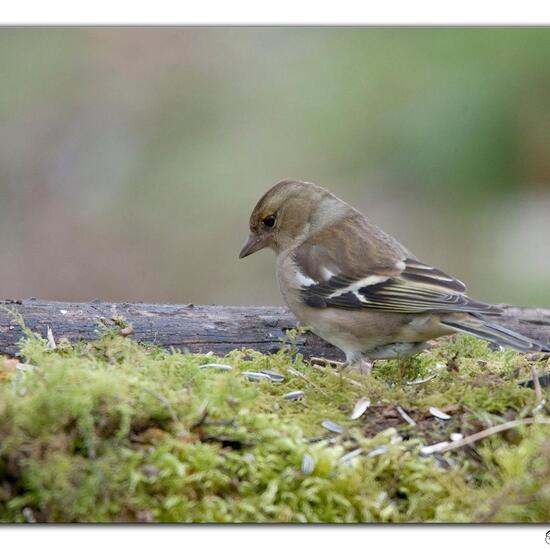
441,314 -> 550,353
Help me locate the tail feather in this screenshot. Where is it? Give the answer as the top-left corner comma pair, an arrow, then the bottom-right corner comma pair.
441,315 -> 550,353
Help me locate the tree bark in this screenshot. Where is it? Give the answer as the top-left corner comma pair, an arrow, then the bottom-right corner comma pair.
1,299 -> 549,359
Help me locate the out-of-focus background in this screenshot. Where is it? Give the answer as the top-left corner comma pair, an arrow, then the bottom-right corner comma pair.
0,27 -> 549,306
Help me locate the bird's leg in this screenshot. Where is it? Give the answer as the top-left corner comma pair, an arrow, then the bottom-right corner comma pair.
350,358 -> 374,375
530,364 -> 543,405
343,352 -> 373,376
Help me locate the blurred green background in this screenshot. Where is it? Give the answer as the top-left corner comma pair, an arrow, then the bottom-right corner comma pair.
0,27 -> 549,306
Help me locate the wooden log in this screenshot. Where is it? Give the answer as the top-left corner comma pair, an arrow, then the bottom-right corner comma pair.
0,299 -> 549,359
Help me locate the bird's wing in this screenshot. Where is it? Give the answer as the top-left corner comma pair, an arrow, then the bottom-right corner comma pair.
291,217 -> 501,315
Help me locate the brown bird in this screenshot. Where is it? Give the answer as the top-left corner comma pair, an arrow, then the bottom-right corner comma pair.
239,179 -> 549,372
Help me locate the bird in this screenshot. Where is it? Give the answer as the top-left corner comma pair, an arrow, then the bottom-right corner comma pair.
239,179 -> 550,372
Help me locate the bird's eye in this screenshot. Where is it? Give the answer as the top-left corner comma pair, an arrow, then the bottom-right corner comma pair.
263,215 -> 276,228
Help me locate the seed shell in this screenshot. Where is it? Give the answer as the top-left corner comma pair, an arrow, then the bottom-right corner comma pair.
367,445 -> 388,458
339,448 -> 363,464
301,453 -> 315,475
260,369 -> 285,382
396,405 -> 416,426
429,406 -> 451,420
199,363 -> 233,371
321,420 -> 345,434
420,441 -> 450,455
242,371 -> 271,381
283,390 -> 304,401
405,374 -> 437,385
350,397 -> 371,420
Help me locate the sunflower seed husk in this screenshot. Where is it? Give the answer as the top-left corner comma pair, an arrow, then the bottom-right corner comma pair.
339,448 -> 363,464
367,445 -> 388,458
283,390 -> 304,401
301,453 -> 315,475
199,363 -> 232,371
396,405 -> 416,426
46,326 -> 57,350
321,420 -> 345,434
429,406 -> 451,420
260,369 -> 285,382
350,397 -> 371,420
242,371 -> 271,382
390,433 -> 403,444
450,432 -> 463,442
420,441 -> 450,455
22,507 -> 36,523
405,373 -> 437,385
379,427 -> 398,438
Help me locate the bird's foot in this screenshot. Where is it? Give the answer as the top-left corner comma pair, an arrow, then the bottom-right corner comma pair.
342,356 -> 373,375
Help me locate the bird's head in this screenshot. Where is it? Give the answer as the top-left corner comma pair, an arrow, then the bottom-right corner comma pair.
239,179 -> 351,258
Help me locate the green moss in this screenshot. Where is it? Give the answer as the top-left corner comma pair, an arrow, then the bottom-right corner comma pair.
0,327 -> 549,523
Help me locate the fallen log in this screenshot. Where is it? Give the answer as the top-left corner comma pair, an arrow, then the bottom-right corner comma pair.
0,299 -> 549,359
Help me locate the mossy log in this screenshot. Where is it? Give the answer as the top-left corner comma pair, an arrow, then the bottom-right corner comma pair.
0,299 -> 549,359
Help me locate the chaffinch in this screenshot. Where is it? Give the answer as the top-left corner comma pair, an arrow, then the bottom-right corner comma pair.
239,179 -> 549,371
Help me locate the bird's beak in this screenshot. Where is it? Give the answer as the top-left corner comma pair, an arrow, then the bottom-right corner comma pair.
239,233 -> 265,259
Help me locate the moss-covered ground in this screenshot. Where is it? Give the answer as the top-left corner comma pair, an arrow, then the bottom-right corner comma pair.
1,321 -> 549,523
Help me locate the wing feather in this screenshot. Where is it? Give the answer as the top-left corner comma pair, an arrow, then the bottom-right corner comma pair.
291,216 -> 500,315
296,253 -> 500,315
